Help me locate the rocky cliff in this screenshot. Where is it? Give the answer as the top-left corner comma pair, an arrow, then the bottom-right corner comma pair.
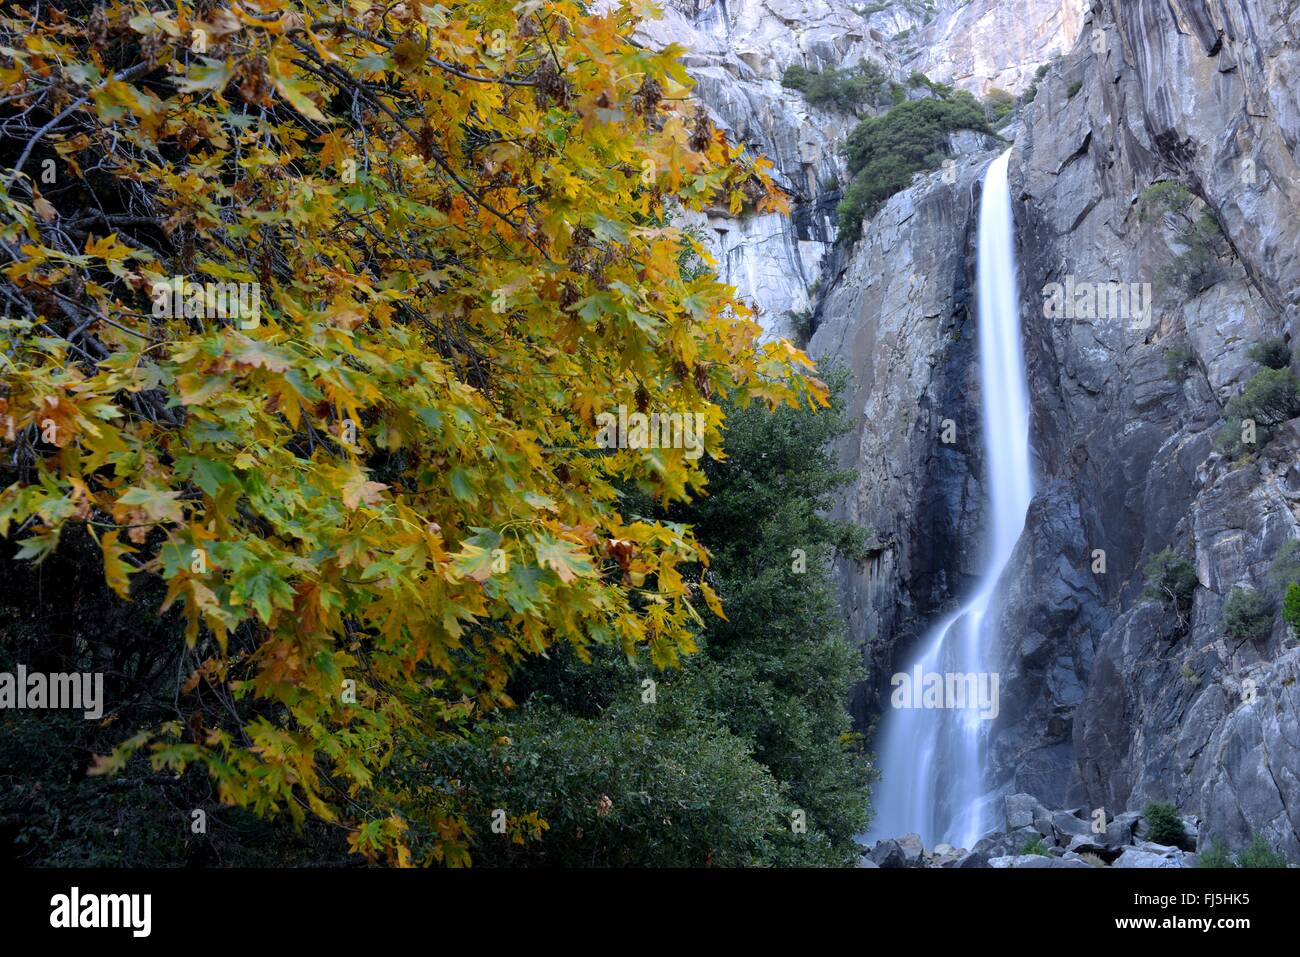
1009,0 -> 1300,857
664,0 -> 1300,859
638,1 -> 896,338
907,0 -> 1087,95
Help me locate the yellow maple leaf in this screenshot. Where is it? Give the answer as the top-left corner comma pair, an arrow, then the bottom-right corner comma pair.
100,529 -> 137,600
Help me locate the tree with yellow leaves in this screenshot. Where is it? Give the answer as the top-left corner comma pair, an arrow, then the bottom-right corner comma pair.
0,0 -> 825,865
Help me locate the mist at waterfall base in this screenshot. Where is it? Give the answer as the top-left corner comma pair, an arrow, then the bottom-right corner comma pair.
865,150 -> 1034,851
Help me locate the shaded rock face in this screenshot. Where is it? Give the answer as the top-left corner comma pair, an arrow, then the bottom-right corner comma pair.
1003,0 -> 1300,856
659,1 -> 1300,859
804,1 -> 1300,858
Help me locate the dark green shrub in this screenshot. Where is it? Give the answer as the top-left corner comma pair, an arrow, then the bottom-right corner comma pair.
1066,80 -> 1083,98
1248,338 -> 1293,370
836,89 -> 993,238
1267,539 -> 1300,593
1142,800 -> 1185,846
1020,836 -> 1051,857
782,60 -> 888,112
1237,834 -> 1287,868
417,692 -> 800,867
781,63 -> 812,91
787,308 -> 814,343
984,87 -> 1016,123
1142,549 -> 1198,622
1198,838 -> 1233,868
1217,367 -> 1300,458
1199,834 -> 1289,867
1283,583 -> 1300,633
1140,184 -> 1231,296
1158,211 -> 1228,296
1164,345 -> 1196,380
1216,416 -> 1252,459
1228,367 -> 1300,425
1220,586 -> 1274,643
1139,182 -> 1196,222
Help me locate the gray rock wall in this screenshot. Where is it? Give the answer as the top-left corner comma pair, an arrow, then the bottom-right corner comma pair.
657,0 -> 1300,857
1006,0 -> 1300,854
811,0 -> 1300,856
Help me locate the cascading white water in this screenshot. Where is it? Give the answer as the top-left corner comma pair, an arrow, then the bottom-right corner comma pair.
866,150 -> 1033,850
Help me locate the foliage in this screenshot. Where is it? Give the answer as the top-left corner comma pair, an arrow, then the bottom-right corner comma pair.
408,678 -> 798,867
983,88 -> 1015,124
668,369 -> 873,857
787,308 -> 814,343
1164,345 -> 1196,381
1236,834 -> 1288,867
837,88 -> 992,238
1139,182 -> 1198,223
906,71 -> 953,97
1228,368 -> 1300,425
1284,583 -> 1300,633
0,568 -> 347,866
1140,183 -> 1230,297
1216,367 -> 1300,458
1020,836 -> 1050,856
1066,80 -> 1082,98
1200,834 -> 1288,868
782,60 -> 888,112
0,0 -> 826,866
1197,838 -> 1233,868
404,370 -> 874,866
1248,338 -> 1293,371
1142,548 -> 1198,626
1220,587 -> 1275,643
1159,211 -> 1229,296
1021,62 -> 1054,106
1141,800 -> 1185,846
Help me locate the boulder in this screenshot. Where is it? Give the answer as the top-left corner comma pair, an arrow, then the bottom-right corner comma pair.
1104,814 -> 1138,848
897,832 -> 925,866
869,839 -> 907,869
1062,850 -> 1106,867
1064,835 -> 1124,863
927,843 -> 963,867
1051,810 -> 1094,843
1003,793 -> 1050,831
989,854 -> 1093,868
1113,847 -> 1184,868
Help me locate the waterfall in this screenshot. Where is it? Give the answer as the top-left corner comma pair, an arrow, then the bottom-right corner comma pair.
866,150 -> 1033,850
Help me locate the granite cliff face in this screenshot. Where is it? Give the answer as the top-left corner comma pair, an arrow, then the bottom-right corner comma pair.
662,0 -> 1300,858
638,1 -> 896,338
1007,0 -> 1300,856
907,0 -> 1087,95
